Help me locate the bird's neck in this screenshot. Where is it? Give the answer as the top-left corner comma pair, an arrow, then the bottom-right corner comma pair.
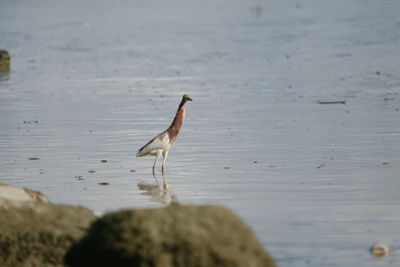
167,103 -> 186,144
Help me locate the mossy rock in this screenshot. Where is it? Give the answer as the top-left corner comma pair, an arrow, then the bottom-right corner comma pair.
65,204 -> 276,267
0,201 -> 96,267
0,50 -> 10,73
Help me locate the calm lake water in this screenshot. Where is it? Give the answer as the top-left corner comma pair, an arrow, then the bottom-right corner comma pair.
1,0 -> 400,266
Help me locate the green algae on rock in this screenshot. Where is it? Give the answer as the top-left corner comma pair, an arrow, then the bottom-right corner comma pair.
65,204 -> 276,267
0,184 -> 96,267
0,202 -> 95,267
0,50 -> 10,73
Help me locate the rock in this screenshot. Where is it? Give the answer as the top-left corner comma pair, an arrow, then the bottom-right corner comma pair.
370,242 -> 389,257
0,50 -> 10,73
0,185 -> 96,267
0,183 -> 50,205
65,204 -> 276,267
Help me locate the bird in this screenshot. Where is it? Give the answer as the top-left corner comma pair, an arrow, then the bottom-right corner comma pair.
137,94 -> 192,175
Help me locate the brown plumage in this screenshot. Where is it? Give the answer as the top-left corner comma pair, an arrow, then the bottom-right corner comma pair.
137,94 -> 192,175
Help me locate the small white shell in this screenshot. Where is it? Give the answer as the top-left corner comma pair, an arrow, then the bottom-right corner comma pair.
370,242 -> 389,257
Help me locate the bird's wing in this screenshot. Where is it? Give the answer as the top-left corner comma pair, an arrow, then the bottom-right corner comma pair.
137,131 -> 169,157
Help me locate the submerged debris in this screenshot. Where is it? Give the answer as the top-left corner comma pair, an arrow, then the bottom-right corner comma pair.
250,5 -> 262,17
318,100 -> 346,104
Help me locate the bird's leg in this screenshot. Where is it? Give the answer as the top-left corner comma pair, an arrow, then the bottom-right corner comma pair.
161,150 -> 168,175
162,172 -> 168,189
153,174 -> 160,186
153,150 -> 162,176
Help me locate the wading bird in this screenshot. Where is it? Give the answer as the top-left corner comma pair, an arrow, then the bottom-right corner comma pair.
137,94 -> 192,175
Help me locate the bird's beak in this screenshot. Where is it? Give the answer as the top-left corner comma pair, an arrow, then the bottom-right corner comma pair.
188,97 -> 192,101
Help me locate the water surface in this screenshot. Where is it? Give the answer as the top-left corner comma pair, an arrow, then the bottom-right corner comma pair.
1,0 -> 400,266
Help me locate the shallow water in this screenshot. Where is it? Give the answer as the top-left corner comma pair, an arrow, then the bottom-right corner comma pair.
1,0 -> 400,266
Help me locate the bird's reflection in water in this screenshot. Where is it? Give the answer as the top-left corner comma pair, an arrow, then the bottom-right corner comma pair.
137,174 -> 177,205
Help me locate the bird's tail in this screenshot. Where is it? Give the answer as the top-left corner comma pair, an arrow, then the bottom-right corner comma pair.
136,149 -> 143,157
136,138 -> 154,157
136,146 -> 145,157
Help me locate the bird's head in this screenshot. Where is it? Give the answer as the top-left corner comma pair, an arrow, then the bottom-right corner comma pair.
183,94 -> 192,102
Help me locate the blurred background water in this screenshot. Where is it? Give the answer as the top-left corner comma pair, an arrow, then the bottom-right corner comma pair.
1,0 -> 400,266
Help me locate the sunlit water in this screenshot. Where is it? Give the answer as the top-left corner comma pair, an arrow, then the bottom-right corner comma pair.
1,0 -> 400,266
